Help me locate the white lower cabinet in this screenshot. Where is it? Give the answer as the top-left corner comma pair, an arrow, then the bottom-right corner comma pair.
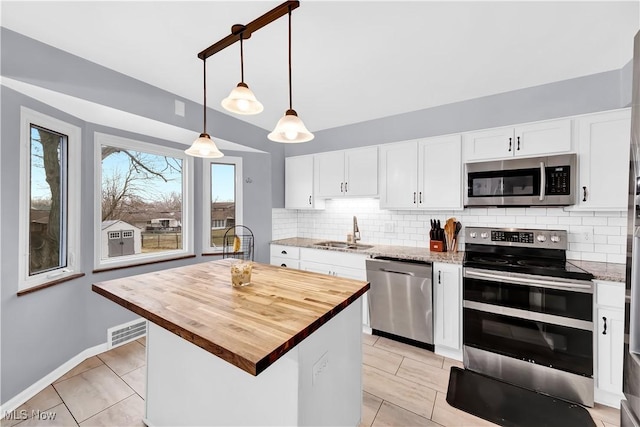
594,280 -> 625,407
433,262 -> 462,361
271,246 -> 370,329
299,248 -> 369,329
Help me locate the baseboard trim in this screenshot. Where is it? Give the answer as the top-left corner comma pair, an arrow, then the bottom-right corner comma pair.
595,388 -> 623,409
435,345 -> 463,362
0,342 -> 108,415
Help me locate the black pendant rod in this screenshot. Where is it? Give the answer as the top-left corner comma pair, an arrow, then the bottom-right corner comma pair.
203,58 -> 207,133
198,1 -> 300,60
240,33 -> 244,83
288,6 -> 292,111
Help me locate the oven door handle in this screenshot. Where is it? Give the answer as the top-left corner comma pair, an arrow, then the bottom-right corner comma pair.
539,161 -> 546,201
464,269 -> 593,293
463,300 -> 594,331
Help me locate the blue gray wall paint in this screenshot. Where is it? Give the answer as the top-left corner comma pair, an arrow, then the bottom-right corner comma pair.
0,86 -> 273,404
285,68 -> 631,157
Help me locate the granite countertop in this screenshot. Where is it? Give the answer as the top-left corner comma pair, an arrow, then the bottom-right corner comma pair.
272,237 -> 464,265
271,238 -> 625,282
92,259 -> 368,376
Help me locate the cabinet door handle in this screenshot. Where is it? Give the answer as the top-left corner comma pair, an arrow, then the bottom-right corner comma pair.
419,192 -> 422,203
309,195 -> 312,205
583,186 -> 587,202
517,136 -> 520,151
281,250 -> 287,255
281,263 -> 287,267
341,182 -> 344,193
413,192 -> 417,204
345,182 -> 348,192
603,316 -> 607,335
438,271 -> 441,284
508,137 -> 512,152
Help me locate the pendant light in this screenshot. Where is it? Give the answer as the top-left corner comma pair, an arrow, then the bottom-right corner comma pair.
268,6 -> 313,143
185,58 -> 224,158
222,31 -> 264,115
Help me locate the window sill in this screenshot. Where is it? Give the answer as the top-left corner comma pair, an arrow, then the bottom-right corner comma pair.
17,273 -> 86,297
202,251 -> 224,257
93,254 -> 196,273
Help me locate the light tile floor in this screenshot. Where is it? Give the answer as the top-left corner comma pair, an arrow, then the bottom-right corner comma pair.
1,334 -> 621,427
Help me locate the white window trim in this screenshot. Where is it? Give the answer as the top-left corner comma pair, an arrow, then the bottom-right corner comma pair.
94,132 -> 193,269
18,107 -> 82,291
203,156 -> 243,253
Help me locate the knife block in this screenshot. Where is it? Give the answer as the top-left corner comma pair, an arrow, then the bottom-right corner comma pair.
430,240 -> 445,252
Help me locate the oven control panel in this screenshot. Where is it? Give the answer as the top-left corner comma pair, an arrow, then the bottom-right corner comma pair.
491,230 -> 534,243
466,227 -> 567,249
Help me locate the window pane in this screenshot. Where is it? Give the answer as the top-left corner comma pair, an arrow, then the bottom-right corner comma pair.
210,163 -> 236,247
29,125 -> 66,275
101,145 -> 183,259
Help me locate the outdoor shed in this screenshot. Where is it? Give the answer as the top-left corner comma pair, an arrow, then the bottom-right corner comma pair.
101,220 -> 142,259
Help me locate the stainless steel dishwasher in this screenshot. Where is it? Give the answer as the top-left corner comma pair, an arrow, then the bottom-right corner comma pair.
366,256 -> 433,348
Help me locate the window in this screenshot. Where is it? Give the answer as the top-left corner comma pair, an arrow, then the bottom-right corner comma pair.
18,107 -> 81,291
94,133 -> 193,269
204,157 -> 243,252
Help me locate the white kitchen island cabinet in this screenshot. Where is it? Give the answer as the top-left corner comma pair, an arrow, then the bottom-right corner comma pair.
93,259 -> 368,426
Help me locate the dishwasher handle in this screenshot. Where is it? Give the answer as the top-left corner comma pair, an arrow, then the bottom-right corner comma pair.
379,268 -> 415,276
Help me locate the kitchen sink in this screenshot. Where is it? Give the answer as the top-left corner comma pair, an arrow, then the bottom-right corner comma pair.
314,241 -> 374,250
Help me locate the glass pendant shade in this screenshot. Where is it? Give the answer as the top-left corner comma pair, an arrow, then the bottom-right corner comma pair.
222,82 -> 264,115
268,109 -> 314,143
185,133 -> 224,158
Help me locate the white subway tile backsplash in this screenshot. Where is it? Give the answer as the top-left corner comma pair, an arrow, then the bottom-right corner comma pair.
607,254 -> 626,263
608,217 -> 627,226
272,199 -> 627,264
582,217 -> 608,226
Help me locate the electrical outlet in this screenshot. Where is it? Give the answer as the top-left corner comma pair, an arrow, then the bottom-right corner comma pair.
312,351 -> 329,386
583,231 -> 593,242
384,222 -> 395,233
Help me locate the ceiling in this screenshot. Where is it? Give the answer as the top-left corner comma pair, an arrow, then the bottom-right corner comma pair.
1,1 -> 639,134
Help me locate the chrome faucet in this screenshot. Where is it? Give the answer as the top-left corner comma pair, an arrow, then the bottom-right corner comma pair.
353,216 -> 361,243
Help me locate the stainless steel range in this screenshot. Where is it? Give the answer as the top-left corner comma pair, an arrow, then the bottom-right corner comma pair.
462,227 -> 595,407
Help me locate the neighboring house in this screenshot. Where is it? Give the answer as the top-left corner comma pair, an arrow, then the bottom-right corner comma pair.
101,220 -> 142,258
211,202 -> 235,229
147,217 -> 181,231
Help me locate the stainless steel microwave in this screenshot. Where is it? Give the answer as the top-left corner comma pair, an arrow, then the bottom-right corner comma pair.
464,153 -> 576,207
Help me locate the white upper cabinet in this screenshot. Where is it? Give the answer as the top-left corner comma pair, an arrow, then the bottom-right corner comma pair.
380,136 -> 463,210
463,118 -> 572,161
418,135 -> 462,210
315,147 -> 378,198
285,155 -> 324,210
379,141 -> 419,209
574,109 -> 631,211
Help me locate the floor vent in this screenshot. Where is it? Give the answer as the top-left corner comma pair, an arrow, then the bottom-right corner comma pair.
107,318 -> 147,349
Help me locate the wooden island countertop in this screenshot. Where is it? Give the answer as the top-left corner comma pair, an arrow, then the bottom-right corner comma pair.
92,259 -> 369,376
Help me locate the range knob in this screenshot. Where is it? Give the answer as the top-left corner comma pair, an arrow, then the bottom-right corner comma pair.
550,235 -> 561,243
480,232 -> 489,239
536,234 -> 547,243
470,232 -> 477,238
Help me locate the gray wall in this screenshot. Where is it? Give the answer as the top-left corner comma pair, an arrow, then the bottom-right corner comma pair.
0,89 -> 273,406
285,67 -> 631,157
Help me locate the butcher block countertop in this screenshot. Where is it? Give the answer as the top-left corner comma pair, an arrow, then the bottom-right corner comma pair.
92,259 -> 369,376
